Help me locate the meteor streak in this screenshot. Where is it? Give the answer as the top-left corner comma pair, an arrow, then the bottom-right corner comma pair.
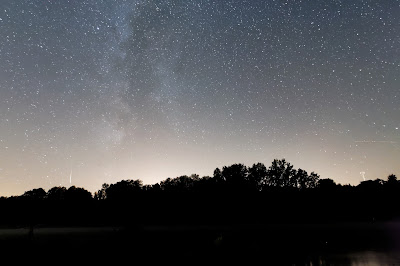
355,140 -> 397,144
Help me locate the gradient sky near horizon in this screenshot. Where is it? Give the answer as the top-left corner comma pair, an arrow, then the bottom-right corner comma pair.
0,0 -> 399,196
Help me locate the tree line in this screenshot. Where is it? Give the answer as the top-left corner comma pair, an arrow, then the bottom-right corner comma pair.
94,159 -> 321,201
1,159 -> 399,226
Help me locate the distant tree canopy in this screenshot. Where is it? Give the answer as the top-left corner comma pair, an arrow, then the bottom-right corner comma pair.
159,174 -> 199,192
65,186 -> 92,202
387,174 -> 398,185
104,179 -> 143,201
22,186 -> 91,202
9,159 -> 400,204
23,188 -> 46,200
317,178 -> 337,191
47,186 -> 67,201
1,159 -> 399,226
206,159 -> 320,193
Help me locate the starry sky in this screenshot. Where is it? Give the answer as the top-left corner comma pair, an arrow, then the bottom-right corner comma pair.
0,0 -> 399,196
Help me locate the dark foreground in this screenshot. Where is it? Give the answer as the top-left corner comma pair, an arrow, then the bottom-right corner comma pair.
1,222 -> 400,265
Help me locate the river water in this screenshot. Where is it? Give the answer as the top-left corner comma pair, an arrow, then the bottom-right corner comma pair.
0,223 -> 399,264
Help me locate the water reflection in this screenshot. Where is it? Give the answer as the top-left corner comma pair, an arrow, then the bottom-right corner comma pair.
349,251 -> 400,266
309,251 -> 400,266
1,226 -> 400,264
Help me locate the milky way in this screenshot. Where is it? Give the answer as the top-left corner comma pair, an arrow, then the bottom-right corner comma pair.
0,0 -> 399,196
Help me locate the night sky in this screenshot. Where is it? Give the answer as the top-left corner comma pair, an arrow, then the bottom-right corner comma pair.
1,0 -> 399,196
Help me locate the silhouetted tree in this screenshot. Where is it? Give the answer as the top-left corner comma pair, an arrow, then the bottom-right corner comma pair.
150,183 -> 161,192
142,184 -> 153,191
358,179 -> 384,191
94,183 -> 109,200
317,178 -> 337,190
160,175 -> 199,192
47,186 -> 67,201
296,170 -> 319,190
23,188 -> 46,200
213,167 -> 223,182
308,172 -> 320,189
383,174 -> 399,219
247,163 -> 267,191
65,186 -> 92,202
221,163 -> 248,189
193,175 -> 216,193
292,168 -> 307,189
105,179 -> 143,201
387,174 -> 398,185
266,159 -> 295,187
385,174 -> 399,193
159,177 -> 173,191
